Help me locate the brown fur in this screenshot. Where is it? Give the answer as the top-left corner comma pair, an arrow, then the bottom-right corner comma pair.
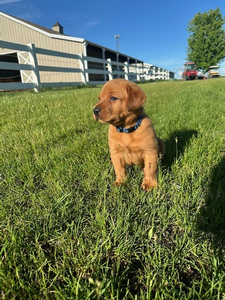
93,78 -> 165,190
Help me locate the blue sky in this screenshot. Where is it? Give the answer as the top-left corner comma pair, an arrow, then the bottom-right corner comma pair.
1,0 -> 225,78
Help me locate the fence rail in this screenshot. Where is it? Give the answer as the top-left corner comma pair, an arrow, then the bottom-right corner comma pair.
0,40 -> 155,92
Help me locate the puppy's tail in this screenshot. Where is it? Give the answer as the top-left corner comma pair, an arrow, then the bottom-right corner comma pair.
157,138 -> 165,160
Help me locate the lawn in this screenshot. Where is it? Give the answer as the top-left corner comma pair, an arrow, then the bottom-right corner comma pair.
0,79 -> 225,299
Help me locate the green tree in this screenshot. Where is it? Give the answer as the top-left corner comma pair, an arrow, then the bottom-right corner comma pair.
186,7 -> 225,72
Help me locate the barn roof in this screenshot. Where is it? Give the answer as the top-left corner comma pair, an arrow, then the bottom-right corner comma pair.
0,11 -> 144,63
0,11 -> 84,42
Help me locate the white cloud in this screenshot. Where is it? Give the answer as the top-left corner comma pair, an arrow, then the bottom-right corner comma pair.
79,20 -> 100,33
178,71 -> 183,79
174,66 -> 184,79
220,67 -> 225,75
70,19 -> 100,36
17,11 -> 43,21
160,59 -> 176,67
85,21 -> 100,28
0,0 -> 21,4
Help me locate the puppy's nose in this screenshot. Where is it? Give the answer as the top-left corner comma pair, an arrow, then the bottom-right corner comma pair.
93,107 -> 101,116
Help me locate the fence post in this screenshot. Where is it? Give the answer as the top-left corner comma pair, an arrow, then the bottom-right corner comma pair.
152,66 -> 155,80
124,62 -> 129,80
102,49 -> 107,82
79,53 -> 87,85
136,63 -> 140,82
107,58 -> 113,81
28,43 -> 41,92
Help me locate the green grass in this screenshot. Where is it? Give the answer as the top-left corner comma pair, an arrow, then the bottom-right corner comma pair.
0,79 -> 225,299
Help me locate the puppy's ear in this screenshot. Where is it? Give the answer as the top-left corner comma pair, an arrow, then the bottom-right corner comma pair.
126,84 -> 146,111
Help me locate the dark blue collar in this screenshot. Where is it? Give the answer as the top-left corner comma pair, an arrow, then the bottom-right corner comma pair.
116,114 -> 143,133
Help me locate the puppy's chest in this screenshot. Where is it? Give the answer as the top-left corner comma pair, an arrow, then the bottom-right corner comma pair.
115,139 -> 139,153
111,136 -> 144,165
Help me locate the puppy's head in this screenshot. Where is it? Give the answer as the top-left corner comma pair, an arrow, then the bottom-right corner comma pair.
93,79 -> 146,126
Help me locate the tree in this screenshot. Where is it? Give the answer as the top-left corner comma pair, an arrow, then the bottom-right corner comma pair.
186,7 -> 225,72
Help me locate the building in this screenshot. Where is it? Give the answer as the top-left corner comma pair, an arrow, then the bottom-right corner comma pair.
141,63 -> 175,81
0,11 -> 174,86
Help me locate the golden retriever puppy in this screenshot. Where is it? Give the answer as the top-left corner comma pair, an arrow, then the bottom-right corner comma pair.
93,78 -> 164,190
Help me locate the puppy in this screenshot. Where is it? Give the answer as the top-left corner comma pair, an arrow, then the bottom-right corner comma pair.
93,78 -> 164,190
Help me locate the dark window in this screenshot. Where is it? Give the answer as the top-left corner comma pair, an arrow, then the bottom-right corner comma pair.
0,53 -> 21,83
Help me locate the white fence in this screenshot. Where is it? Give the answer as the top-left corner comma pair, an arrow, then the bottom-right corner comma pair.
0,40 -> 146,92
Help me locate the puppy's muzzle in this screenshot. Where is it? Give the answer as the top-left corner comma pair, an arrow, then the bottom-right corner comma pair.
93,107 -> 101,117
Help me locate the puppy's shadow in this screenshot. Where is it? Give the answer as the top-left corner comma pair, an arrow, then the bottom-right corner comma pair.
163,129 -> 198,168
195,154 -> 225,247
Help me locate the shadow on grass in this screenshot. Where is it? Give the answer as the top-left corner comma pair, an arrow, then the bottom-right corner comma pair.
196,154 -> 225,247
163,129 -> 198,168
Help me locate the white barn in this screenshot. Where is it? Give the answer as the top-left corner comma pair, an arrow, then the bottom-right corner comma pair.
0,11 -> 175,87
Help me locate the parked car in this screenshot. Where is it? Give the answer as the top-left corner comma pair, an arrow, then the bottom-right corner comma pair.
208,66 -> 220,78
197,71 -> 205,79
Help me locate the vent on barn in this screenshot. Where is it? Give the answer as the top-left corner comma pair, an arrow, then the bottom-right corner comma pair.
52,22 -> 64,34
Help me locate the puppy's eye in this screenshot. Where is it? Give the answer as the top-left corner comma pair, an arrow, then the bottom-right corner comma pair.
110,96 -> 118,101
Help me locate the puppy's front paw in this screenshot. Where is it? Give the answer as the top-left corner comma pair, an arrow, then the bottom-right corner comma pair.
113,181 -> 121,187
142,179 -> 157,190
113,179 -> 126,187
